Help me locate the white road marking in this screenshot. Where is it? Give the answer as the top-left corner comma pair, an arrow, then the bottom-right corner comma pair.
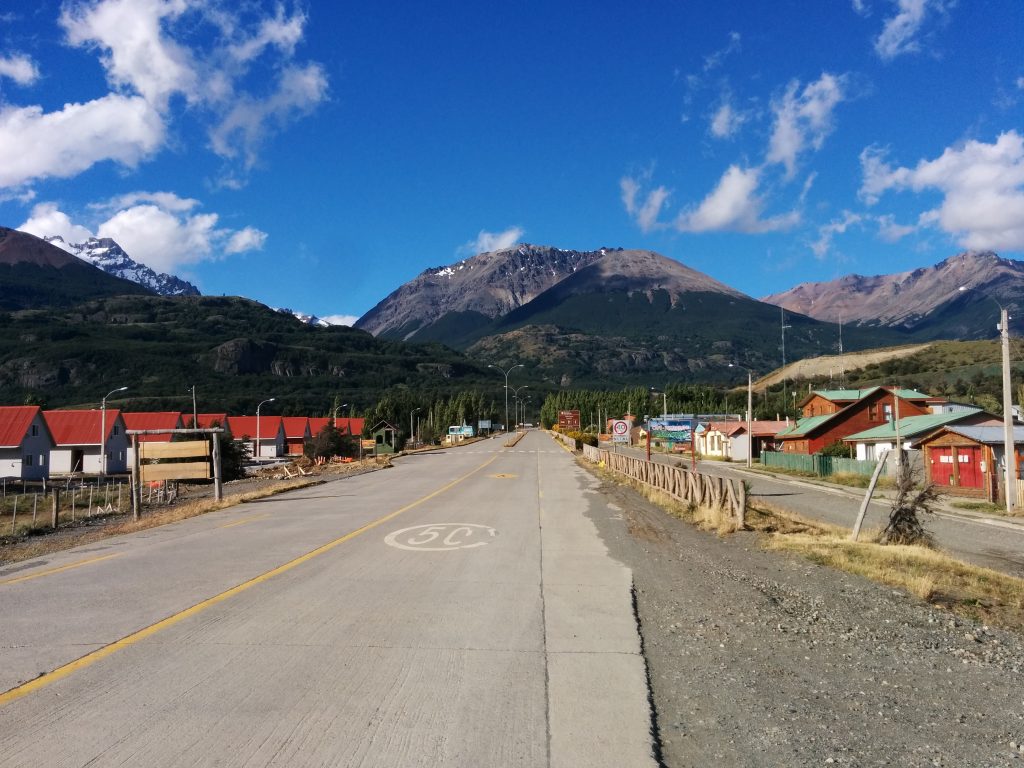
384,523 -> 499,551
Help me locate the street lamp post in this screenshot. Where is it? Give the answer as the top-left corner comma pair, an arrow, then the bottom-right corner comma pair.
256,398 -> 275,461
410,407 -> 421,447
189,385 -> 197,427
510,385 -> 529,428
100,386 -> 128,475
489,363 -> 523,435
730,364 -> 754,468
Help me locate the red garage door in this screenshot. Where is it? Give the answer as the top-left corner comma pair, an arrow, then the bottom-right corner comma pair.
930,447 -> 954,486
957,446 -> 983,488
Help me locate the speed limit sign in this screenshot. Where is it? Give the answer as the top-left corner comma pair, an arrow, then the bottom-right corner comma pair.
611,419 -> 630,442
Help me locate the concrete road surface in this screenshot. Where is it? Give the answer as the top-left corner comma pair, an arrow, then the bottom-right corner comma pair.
0,432 -> 657,767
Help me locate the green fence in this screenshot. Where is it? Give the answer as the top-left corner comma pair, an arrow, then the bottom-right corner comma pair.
761,451 -> 883,478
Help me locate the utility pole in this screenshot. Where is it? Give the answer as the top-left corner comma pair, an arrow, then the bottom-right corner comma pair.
1000,307 -> 1017,513
781,307 -> 792,416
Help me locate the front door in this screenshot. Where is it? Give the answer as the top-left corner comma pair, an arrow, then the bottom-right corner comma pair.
929,447 -> 954,486
957,445 -> 984,488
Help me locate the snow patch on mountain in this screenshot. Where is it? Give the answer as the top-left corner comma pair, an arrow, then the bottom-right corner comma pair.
45,235 -> 200,297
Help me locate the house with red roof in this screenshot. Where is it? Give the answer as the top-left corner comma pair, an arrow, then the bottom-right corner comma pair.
44,409 -> 130,474
334,417 -> 365,437
281,417 -> 311,456
122,412 -> 184,464
196,413 -> 229,431
0,406 -> 54,481
229,415 -> 285,459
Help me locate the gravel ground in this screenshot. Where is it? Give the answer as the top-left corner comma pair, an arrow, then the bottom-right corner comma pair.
582,470 -> 1024,768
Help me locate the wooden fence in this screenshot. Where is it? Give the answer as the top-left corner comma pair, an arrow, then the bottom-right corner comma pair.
589,448 -> 746,525
551,431 -> 579,451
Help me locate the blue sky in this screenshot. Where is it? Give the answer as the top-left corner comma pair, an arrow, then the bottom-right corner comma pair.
1,0 -> 1023,324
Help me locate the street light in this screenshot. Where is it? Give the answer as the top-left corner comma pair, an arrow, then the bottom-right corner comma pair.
188,385 -> 197,427
256,398 -> 275,461
489,363 -> 524,435
410,407 -> 421,447
730,364 -> 754,468
100,386 -> 128,475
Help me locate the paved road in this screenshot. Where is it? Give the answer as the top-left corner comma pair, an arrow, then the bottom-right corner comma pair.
0,432 -> 656,767
605,443 -> 1024,578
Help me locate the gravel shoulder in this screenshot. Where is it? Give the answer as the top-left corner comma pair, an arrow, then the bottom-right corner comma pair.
582,467 -> 1024,768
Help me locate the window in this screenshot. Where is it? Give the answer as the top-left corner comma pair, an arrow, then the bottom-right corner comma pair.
31,424 -> 39,436
883,404 -> 893,422
24,454 -> 33,466
39,454 -> 45,465
868,405 -> 878,421
113,426 -> 120,435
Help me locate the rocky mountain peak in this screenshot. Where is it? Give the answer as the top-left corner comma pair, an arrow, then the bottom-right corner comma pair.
44,235 -> 200,297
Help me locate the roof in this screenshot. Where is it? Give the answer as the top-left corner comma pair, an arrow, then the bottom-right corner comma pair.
749,420 -> 790,436
228,415 -> 283,440
802,386 -> 933,407
926,425 -> 1024,446
0,406 -> 44,448
122,412 -> 183,442
776,413 -> 835,438
196,413 -> 228,429
44,409 -> 124,446
843,409 -> 987,442
281,417 -> 310,439
335,417 -> 365,436
705,421 -> 746,437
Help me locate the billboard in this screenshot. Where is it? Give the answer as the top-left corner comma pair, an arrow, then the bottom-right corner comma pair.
648,417 -> 694,444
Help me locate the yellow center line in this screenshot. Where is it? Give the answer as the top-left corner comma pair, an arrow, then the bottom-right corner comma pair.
0,553 -> 123,587
0,454 -> 498,707
218,514 -> 270,529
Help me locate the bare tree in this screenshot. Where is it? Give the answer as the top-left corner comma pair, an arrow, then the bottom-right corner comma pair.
881,456 -> 942,545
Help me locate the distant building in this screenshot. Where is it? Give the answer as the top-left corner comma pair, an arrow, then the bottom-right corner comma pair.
45,409 -> 130,474
0,406 -> 54,481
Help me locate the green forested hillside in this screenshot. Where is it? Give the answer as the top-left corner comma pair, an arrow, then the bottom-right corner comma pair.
0,295 -> 496,415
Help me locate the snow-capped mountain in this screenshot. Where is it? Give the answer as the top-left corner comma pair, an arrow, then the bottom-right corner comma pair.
274,307 -> 332,327
45,236 -> 200,297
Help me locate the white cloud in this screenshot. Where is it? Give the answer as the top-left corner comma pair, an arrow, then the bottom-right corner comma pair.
709,101 -> 746,140
702,31 -> 741,72
462,226 -> 525,255
228,6 -> 306,63
225,226 -> 267,254
321,314 -> 359,327
19,202 -> 94,244
60,0 -> 197,110
0,95 -> 164,188
674,165 -> 799,234
0,1 -> 327,190
767,73 -> 847,178
0,53 -> 40,85
1016,76 -> 1024,90
19,194 -> 268,273
876,214 -> 916,241
621,175 -> 670,233
859,131 -> 1024,251
852,0 -> 871,16
874,0 -> 951,61
208,63 -> 328,170
811,211 -> 863,258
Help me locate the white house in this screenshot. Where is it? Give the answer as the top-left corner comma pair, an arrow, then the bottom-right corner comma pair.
0,406 -> 54,481
44,409 -> 130,474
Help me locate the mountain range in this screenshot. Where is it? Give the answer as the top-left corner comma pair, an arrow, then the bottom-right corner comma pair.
763,251 -> 1023,339
3,224 -> 1022,396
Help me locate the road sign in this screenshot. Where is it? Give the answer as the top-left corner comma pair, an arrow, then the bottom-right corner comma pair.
610,419 -> 631,443
558,410 -> 581,431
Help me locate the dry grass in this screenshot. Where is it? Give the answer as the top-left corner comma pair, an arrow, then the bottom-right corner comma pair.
582,455 -> 1024,632
0,461 -> 384,567
761,527 -> 1024,628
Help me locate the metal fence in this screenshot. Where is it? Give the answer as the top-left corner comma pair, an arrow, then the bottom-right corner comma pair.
761,451 -> 884,478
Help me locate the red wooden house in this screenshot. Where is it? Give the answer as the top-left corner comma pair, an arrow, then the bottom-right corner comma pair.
776,387 -> 934,455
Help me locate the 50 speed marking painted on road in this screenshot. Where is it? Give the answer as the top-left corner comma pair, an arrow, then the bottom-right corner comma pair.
384,523 -> 497,551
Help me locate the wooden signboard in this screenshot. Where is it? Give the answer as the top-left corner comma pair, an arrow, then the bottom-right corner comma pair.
139,440 -> 212,482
